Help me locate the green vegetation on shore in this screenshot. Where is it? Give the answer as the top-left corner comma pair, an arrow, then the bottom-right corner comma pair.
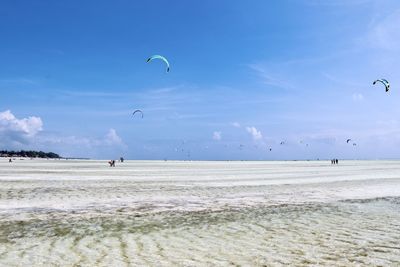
0,150 -> 61,159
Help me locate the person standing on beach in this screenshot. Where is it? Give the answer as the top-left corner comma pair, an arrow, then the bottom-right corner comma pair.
108,160 -> 116,167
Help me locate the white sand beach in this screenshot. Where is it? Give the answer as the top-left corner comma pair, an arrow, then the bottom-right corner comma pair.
0,159 -> 400,266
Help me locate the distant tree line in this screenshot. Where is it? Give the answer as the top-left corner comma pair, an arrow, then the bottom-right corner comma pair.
0,150 -> 61,158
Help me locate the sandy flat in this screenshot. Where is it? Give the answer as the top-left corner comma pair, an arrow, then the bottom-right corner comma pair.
0,160 -> 399,266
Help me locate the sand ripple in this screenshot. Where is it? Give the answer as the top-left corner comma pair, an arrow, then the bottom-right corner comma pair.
1,201 -> 400,266
1,160 -> 400,266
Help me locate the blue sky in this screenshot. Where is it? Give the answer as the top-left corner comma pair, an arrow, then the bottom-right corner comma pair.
0,0 -> 400,160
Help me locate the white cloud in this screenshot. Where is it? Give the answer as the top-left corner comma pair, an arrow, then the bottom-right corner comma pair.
35,129 -> 127,159
231,122 -> 241,128
105,128 -> 123,145
0,110 -> 126,158
43,129 -> 126,149
352,93 -> 364,101
212,131 -> 222,141
0,110 -> 43,145
246,126 -> 263,140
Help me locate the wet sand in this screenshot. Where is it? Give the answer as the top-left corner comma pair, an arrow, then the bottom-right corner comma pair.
0,160 -> 400,266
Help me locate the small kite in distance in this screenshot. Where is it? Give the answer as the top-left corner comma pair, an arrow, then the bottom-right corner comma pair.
346,139 -> 351,143
147,55 -> 170,73
373,79 -> 390,92
132,109 -> 144,118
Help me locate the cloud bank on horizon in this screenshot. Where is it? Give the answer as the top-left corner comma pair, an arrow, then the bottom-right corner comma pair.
0,110 -> 42,144
0,110 -> 125,158
0,0 -> 400,159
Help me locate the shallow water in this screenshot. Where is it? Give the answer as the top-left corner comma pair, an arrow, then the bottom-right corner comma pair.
1,160 -> 400,266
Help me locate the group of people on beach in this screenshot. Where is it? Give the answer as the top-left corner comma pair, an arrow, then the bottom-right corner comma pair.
331,159 -> 339,164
